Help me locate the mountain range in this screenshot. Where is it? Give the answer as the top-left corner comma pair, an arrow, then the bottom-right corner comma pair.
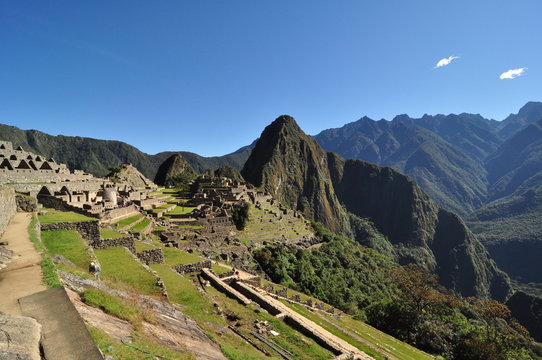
242,115 -> 511,301
0,123 -> 253,180
2,102 -> 542,289
314,101 -> 542,287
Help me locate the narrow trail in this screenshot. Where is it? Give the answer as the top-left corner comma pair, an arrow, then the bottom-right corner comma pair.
0,213 -> 46,315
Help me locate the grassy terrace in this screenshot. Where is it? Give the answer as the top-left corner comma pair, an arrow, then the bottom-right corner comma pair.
162,247 -> 203,266
113,214 -> 143,228
150,265 -> 333,360
177,224 -> 203,229
238,203 -> 313,245
166,205 -> 196,216
41,230 -> 92,270
148,203 -> 175,214
134,241 -> 155,252
94,246 -> 162,296
129,218 -> 151,233
99,228 -> 125,239
38,210 -> 94,224
282,301 -> 433,360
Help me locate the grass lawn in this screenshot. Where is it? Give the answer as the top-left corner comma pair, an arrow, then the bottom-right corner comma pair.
81,289 -> 140,323
211,264 -> 231,275
114,214 -> 143,228
135,241 -> 155,252
94,247 -> 162,296
41,230 -> 92,270
38,210 -> 94,224
150,264 -> 224,324
129,218 -> 151,233
100,228 -> 126,239
167,205 -> 196,216
178,224 -> 203,229
161,247 -> 204,266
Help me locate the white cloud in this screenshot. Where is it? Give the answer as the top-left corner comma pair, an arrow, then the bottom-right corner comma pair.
435,56 -> 460,68
500,67 -> 527,79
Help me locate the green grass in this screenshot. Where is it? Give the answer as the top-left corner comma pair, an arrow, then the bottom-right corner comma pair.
135,241 -> 155,252
161,247 -> 204,266
153,226 -> 167,231
150,265 -> 334,360
27,214 -> 61,288
41,230 -> 92,270
38,210 -> 94,224
81,289 -> 140,323
167,205 -> 196,216
283,302 -> 433,360
149,204 -> 175,214
129,218 -> 151,233
88,327 -> 194,360
100,228 -> 126,239
114,214 -> 143,228
150,264 -> 224,324
177,224 -> 203,229
94,247 -> 162,296
211,264 -> 231,275
323,312 -> 434,360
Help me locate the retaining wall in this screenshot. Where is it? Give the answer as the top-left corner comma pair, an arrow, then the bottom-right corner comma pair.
40,220 -> 100,245
200,268 -> 251,305
38,195 -> 99,219
92,236 -> 136,254
16,194 -> 38,212
174,260 -> 212,274
102,205 -> 139,223
0,187 -> 17,236
136,248 -> 164,265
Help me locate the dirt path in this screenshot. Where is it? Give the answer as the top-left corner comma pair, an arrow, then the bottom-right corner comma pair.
0,213 -> 46,315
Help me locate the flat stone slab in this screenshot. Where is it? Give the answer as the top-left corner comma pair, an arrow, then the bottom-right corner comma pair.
0,311 -> 41,360
19,287 -> 103,360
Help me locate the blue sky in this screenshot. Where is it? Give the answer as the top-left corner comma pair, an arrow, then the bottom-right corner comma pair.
1,1 -> 541,156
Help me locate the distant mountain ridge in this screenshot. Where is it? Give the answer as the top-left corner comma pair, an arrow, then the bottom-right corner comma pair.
0,123 -> 254,179
314,101 -> 542,289
242,115 -> 511,301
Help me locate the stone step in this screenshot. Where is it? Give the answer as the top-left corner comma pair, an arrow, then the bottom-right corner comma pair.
19,287 -> 103,360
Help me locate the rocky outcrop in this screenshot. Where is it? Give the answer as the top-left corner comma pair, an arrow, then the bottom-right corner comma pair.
108,164 -> 156,188
242,115 -> 349,233
154,154 -> 197,186
0,312 -> 42,360
15,194 -> 38,212
58,270 -> 227,360
243,115 -> 512,301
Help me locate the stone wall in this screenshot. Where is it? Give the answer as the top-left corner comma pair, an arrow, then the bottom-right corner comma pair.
218,271 -> 235,278
136,248 -> 164,265
101,205 -> 139,223
16,194 -> 38,212
38,195 -> 99,219
173,260 -> 212,274
0,187 -> 17,236
92,236 -> 136,254
40,220 -> 100,245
